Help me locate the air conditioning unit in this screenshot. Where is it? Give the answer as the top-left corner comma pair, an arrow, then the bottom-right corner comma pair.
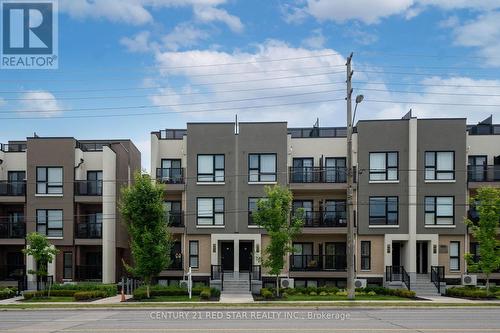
280,278 -> 294,289
354,278 -> 367,289
179,280 -> 189,289
462,274 -> 477,286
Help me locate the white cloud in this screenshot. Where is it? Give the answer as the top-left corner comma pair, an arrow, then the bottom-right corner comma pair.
452,11 -> 500,67
17,91 -> 63,118
0,97 -> 5,108
120,31 -> 156,53
60,0 -> 242,30
343,25 -> 379,45
287,0 -> 500,25
301,29 -> 326,49
162,23 -> 210,51
193,5 -> 244,32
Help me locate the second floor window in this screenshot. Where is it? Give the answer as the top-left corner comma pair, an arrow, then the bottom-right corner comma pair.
197,198 -> 224,226
87,171 -> 102,195
249,153 -> 276,182
425,151 -> 454,180
197,155 -> 224,182
37,167 -> 63,194
369,152 -> 398,181
248,197 -> 265,225
369,196 -> 398,225
36,209 -> 63,237
425,196 -> 454,225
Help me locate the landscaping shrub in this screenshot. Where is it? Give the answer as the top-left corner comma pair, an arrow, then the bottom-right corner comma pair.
360,287 -> 416,299
50,283 -> 117,297
0,288 -> 16,300
199,288 -> 211,300
260,288 -> 273,299
73,291 -> 107,301
446,287 -> 490,299
210,287 -> 221,298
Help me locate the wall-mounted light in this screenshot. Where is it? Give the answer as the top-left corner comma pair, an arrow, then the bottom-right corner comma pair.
212,244 -> 216,253
387,244 -> 391,254
256,244 -> 260,253
433,244 -> 437,254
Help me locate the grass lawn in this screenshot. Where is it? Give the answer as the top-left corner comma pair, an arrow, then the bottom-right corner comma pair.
132,295 -> 206,302
21,296 -> 75,303
283,294 -> 412,301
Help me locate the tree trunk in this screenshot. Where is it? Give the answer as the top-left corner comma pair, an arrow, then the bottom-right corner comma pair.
146,284 -> 150,298
486,275 -> 490,296
276,274 -> 280,297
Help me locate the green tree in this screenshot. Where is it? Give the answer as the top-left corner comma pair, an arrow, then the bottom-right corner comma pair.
252,185 -> 304,296
23,232 -> 59,290
465,187 -> 500,296
120,172 -> 172,298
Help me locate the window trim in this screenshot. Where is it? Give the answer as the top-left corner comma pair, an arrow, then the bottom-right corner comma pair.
369,152 -> 399,181
449,241 -> 460,271
425,151 -> 455,180
36,209 -> 63,237
189,240 -> 199,269
36,166 -> 63,195
369,196 -> 399,226
63,252 -> 73,280
248,153 -> 277,183
424,196 -> 455,225
197,154 -> 225,183
196,197 -> 225,226
360,241 -> 371,271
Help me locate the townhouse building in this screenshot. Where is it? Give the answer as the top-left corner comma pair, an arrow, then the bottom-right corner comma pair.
151,114 -> 500,293
0,137 -> 140,287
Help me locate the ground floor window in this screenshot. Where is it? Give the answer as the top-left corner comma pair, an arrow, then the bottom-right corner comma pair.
449,241 -> 460,271
189,240 -> 199,268
361,241 -> 371,271
63,252 -> 73,279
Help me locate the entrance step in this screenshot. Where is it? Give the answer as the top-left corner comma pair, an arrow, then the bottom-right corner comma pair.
411,275 -> 443,297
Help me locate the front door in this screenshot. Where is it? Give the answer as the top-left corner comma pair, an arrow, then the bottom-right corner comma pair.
417,242 -> 429,274
392,242 -> 401,267
239,241 -> 253,272
221,241 -> 234,271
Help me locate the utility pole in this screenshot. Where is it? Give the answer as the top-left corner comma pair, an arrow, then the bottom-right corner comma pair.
346,52 -> 355,300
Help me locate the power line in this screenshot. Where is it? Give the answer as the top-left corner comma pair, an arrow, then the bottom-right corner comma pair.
0,98 -> 345,120
363,99 -> 500,107
357,69 -> 500,79
357,88 -> 500,98
355,81 -> 500,89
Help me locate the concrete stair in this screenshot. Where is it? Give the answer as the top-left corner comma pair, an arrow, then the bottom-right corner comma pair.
222,279 -> 251,294
411,274 -> 442,297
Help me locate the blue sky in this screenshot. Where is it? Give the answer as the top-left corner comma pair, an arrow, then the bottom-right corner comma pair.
1,0 -> 500,169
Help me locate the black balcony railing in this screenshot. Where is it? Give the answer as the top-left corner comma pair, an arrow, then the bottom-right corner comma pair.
0,181 -> 26,196
74,180 -> 103,196
289,255 -> 347,271
468,165 -> 500,182
385,266 -> 410,290
0,143 -> 27,152
156,168 -> 184,184
0,265 -> 25,280
0,218 -> 26,238
166,211 -> 184,227
168,255 -> 183,270
289,167 -> 347,183
300,211 -> 347,227
76,265 -> 102,281
75,221 -> 102,239
431,265 -> 445,294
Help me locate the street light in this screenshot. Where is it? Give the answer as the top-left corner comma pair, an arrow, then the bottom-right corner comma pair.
353,94 -> 364,124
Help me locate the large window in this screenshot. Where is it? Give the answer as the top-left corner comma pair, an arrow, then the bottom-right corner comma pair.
87,171 -> 102,195
197,198 -> 224,226
369,197 -> 398,225
369,152 -> 398,181
189,241 -> 199,268
425,151 -> 454,180
36,167 -> 63,194
36,209 -> 63,237
325,157 -> 346,183
197,155 -> 224,182
449,241 -> 460,271
425,196 -> 454,225
63,252 -> 73,280
160,159 -> 183,183
325,242 -> 347,270
248,197 -> 266,225
249,154 -> 277,182
361,241 -> 371,271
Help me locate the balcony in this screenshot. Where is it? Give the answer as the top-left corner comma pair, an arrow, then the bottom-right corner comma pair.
166,211 -> 184,228
168,254 -> 183,270
289,255 -> 346,271
75,265 -> 102,281
468,165 -> 500,184
289,167 -> 347,184
74,180 -> 103,196
301,211 -> 347,228
75,220 -> 102,239
0,143 -> 27,152
0,219 -> 26,239
0,181 -> 26,196
156,168 -> 184,184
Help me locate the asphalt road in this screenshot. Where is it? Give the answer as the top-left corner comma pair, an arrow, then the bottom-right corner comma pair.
0,308 -> 499,333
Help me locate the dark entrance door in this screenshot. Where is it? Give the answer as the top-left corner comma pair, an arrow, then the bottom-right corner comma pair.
417,242 -> 428,274
239,241 -> 253,272
221,241 -> 234,271
392,242 -> 401,267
